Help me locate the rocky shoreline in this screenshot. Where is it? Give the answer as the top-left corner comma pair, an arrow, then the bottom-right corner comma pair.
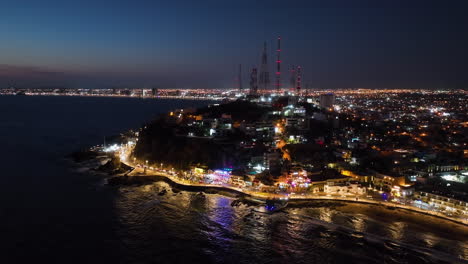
72,149 -> 468,227
108,173 -> 468,226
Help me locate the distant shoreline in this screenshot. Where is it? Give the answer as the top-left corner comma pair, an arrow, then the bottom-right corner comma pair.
0,93 -> 224,101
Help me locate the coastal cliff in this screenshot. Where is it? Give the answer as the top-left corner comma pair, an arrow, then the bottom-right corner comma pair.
132,101 -> 271,170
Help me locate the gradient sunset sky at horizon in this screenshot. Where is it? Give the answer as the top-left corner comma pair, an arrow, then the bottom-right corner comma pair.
1,0 -> 467,89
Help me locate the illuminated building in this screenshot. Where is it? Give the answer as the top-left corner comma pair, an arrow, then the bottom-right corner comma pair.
324,182 -> 366,195
319,93 -> 335,109
415,191 -> 468,216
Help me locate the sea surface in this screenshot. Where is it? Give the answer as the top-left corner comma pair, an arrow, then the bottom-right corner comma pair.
0,95 -> 466,264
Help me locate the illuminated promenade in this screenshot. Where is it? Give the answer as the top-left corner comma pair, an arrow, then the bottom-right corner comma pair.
119,156 -> 468,226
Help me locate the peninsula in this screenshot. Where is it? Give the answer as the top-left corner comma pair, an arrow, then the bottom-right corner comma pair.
83,90 -> 468,225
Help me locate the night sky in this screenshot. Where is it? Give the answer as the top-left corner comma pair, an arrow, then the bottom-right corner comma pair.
1,0 -> 467,89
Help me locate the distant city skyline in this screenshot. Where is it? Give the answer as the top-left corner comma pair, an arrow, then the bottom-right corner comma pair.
1,0 -> 467,89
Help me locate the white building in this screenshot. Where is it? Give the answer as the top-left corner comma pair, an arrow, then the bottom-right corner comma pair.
324,182 -> 366,195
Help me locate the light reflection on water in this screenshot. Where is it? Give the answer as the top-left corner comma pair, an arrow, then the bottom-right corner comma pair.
423,232 -> 438,248
318,208 -> 334,223
352,216 -> 366,233
388,222 -> 407,241
113,182 -> 468,264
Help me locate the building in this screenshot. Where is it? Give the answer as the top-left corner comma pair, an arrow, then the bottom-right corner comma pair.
264,151 -> 282,171
230,174 -> 245,186
319,93 -> 336,109
373,173 -> 408,191
414,191 -> 468,216
324,182 -> 366,196
240,121 -> 275,140
391,185 -> 414,198
312,112 -> 327,121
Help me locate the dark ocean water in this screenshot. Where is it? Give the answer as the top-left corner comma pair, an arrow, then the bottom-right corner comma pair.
0,95 -> 466,264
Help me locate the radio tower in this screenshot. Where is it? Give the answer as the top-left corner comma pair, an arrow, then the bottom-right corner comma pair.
296,66 -> 302,95
258,42 -> 270,92
250,67 -> 258,96
238,64 -> 243,92
289,65 -> 296,92
275,36 -> 281,94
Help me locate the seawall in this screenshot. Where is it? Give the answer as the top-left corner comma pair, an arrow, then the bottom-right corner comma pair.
107,174 -> 467,226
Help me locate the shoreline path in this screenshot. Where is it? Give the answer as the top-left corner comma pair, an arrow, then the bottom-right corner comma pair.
118,156 -> 467,226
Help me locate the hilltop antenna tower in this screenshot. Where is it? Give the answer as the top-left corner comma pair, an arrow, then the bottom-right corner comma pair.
238,64 -> 243,92
289,65 -> 296,92
275,36 -> 281,94
258,41 -> 270,92
296,66 -> 302,95
250,67 -> 258,95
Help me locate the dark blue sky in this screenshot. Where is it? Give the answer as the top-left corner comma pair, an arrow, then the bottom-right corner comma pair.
1,0 -> 467,89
